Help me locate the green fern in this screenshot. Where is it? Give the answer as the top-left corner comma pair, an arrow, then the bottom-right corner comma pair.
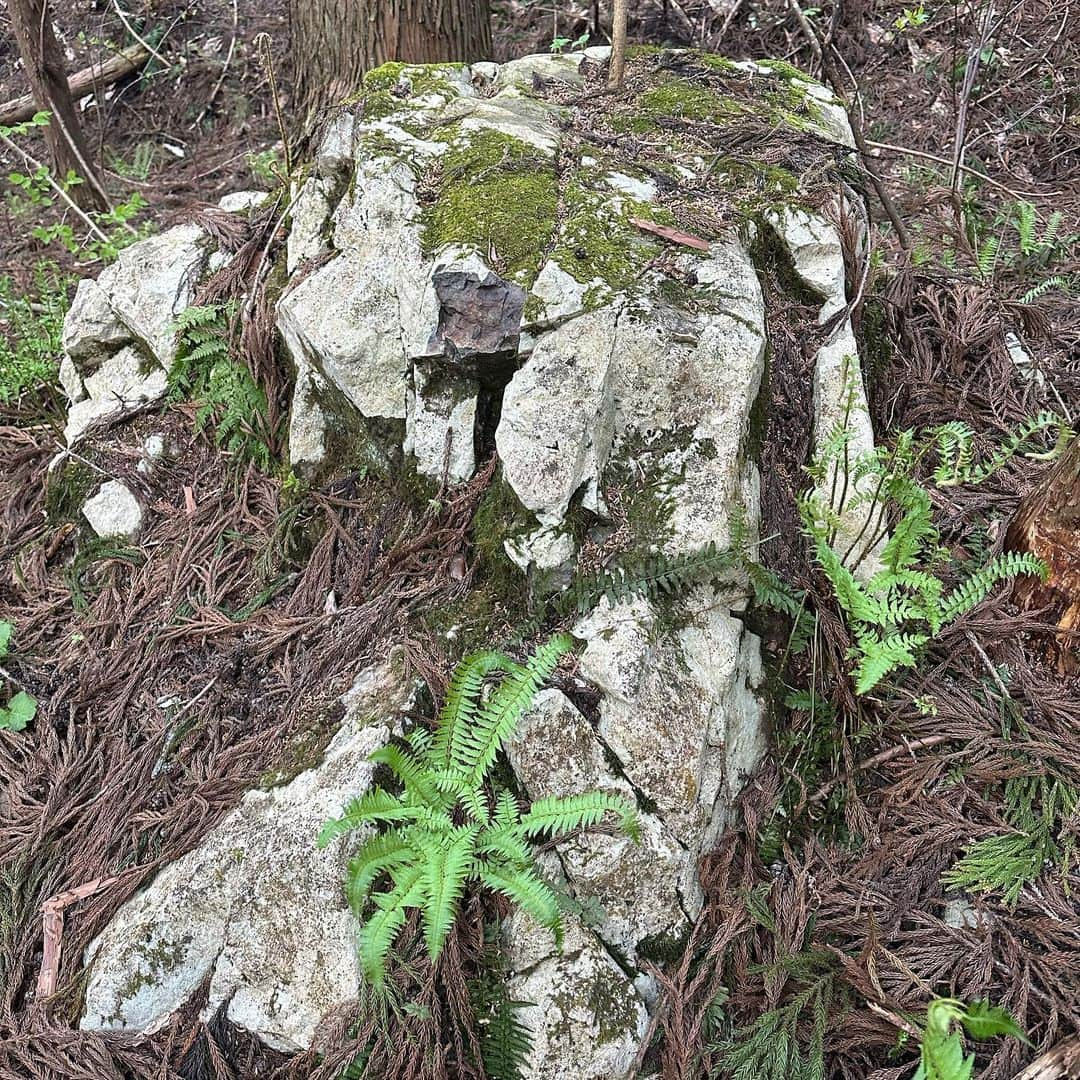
554,542 -> 739,621
1018,274 -> 1071,304
319,634 -> 638,986
800,425 -> 1050,694
169,303 -> 273,468
931,412 -> 1071,487
471,926 -> 535,1080
975,234 -> 999,279
912,998 -> 1026,1080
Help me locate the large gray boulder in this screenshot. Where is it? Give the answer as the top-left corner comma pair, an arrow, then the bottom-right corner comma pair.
67,45 -> 874,1079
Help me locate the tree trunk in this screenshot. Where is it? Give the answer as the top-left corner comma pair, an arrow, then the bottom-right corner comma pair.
1006,433 -> 1080,669
289,0 -> 492,129
6,0 -> 107,209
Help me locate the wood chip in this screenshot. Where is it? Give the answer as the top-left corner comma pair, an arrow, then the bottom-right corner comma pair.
629,217 -> 711,251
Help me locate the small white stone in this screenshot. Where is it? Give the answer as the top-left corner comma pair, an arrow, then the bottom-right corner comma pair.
82,480 -> 143,540
218,190 -> 267,213
605,171 -> 657,202
943,898 -> 990,931
137,434 -> 168,475
584,45 -> 613,61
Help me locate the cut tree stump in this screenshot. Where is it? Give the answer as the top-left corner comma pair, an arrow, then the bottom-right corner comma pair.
1006,433 -> 1080,670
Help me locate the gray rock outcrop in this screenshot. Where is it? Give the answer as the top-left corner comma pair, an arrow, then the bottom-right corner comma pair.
80,662 -> 411,1051
63,45 -> 874,1079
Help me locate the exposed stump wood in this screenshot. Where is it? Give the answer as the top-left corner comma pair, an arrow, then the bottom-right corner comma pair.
1007,434 -> 1080,669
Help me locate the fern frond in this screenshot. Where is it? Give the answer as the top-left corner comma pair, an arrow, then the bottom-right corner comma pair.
976,234 -> 1000,278
940,552 -> 1046,623
434,649 -> 514,771
748,563 -> 806,618
420,825 -> 479,961
480,994 -> 534,1080
477,862 -> 562,943
1019,275 -> 1069,304
455,635 -> 571,787
517,792 -> 639,842
477,826 -> 534,869
1014,199 -> 1037,256
368,743 -> 441,808
557,542 -> 737,619
358,866 -> 425,986
851,630 -> 928,694
317,790 -> 422,846
345,833 -> 416,915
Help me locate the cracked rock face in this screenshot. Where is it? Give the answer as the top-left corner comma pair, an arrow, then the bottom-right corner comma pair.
80,663 -> 410,1051
506,905 -> 649,1080
68,46 -> 872,1078
59,224 -> 210,445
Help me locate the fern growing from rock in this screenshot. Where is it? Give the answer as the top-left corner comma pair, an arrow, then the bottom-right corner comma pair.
801,425 -> 1050,693
319,633 -> 638,986
169,303 -> 273,468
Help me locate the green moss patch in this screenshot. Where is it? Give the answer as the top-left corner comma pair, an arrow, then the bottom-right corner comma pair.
421,128 -> 558,286
549,189 -> 670,301
617,78 -> 743,135
348,61 -> 468,124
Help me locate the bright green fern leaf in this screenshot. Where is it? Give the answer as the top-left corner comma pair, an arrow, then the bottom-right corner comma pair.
321,634 -> 638,986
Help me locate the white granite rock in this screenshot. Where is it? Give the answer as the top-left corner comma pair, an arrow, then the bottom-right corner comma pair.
80,662 -> 410,1052
496,305 -> 620,524
505,908 -> 648,1080
82,480 -> 143,540
63,345 -> 168,446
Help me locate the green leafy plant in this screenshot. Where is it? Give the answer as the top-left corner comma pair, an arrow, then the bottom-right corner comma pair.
894,3 -> 930,30
932,411 -> 1070,486
246,146 -> 284,188
943,773 -> 1078,905
2,111 -> 150,263
912,998 -> 1026,1080
0,263 -> 70,404
319,634 -> 638,986
0,622 -> 35,732
801,425 -> 1050,693
169,303 -> 273,468
550,29 -> 589,53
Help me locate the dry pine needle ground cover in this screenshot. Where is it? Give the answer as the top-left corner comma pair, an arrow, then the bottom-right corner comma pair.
0,0 -> 1078,1077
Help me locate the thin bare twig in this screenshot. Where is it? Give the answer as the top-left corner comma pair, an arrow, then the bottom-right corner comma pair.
866,138 -> 1061,201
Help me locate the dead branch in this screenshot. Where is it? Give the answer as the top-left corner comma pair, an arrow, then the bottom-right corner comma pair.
38,876 -> 119,999
0,42 -> 150,127
1012,1037 -> 1080,1080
